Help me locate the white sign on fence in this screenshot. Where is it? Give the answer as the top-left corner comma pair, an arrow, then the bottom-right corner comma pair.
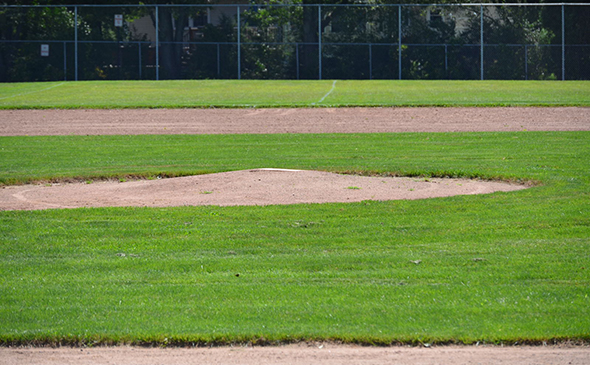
114,14 -> 123,27
41,44 -> 49,57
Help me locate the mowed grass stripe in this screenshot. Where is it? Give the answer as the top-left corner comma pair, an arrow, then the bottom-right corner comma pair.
0,131 -> 589,345
0,131 -> 588,185
0,80 -> 589,109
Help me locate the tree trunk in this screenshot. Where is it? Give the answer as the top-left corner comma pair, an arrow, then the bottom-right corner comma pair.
0,48 -> 8,82
157,7 -> 188,79
301,3 -> 319,79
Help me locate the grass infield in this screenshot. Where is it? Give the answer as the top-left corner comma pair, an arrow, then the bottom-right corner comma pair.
0,80 -> 589,108
0,131 -> 589,346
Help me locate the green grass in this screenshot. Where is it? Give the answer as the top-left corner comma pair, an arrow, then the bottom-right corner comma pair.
1,80 -> 589,109
1,131 -> 589,346
0,132 -> 581,186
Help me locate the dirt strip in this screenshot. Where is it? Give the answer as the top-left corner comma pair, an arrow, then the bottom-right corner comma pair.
2,344 -> 590,365
1,107 -> 588,136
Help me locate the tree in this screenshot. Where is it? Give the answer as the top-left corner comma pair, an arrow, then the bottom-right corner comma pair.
0,0 -> 210,80
137,0 -> 210,79
0,2 -> 75,81
1,0 -> 587,81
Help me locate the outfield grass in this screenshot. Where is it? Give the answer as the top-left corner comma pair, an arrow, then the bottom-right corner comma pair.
0,80 -> 589,108
1,131 -> 589,345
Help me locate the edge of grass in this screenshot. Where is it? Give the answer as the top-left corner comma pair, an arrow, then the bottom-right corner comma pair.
1,335 -> 588,348
1,103 -> 588,110
0,169 -> 538,188
0,171 -> 209,187
337,170 -> 538,186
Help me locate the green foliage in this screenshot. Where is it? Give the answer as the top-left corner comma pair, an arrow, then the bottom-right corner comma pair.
0,6 -> 75,81
182,15 -> 237,79
3,3 -> 587,81
240,6 -> 299,79
457,5 -> 561,80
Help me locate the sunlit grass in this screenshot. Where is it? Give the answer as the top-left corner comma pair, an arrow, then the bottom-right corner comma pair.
0,80 -> 588,109
1,131 -> 589,345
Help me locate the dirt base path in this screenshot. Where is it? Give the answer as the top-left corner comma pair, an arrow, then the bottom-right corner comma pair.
1,107 -> 588,136
2,344 -> 590,365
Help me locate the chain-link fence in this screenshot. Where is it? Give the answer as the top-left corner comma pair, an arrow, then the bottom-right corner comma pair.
1,3 -> 588,82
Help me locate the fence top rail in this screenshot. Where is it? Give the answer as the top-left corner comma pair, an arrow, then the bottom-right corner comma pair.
2,2 -> 589,7
4,39 -> 588,47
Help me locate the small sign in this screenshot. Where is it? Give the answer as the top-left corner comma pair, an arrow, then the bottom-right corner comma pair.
41,44 -> 49,57
114,14 -> 123,27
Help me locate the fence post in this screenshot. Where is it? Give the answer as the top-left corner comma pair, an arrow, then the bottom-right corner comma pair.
524,44 -> 529,80
318,5 -> 322,80
562,4 -> 565,81
237,5 -> 241,80
138,42 -> 142,80
64,41 -> 67,81
217,43 -> 221,77
480,4 -> 484,81
369,44 -> 373,80
155,5 -> 159,80
296,43 -> 300,80
444,44 -> 448,78
74,6 -> 78,81
398,5 -> 402,80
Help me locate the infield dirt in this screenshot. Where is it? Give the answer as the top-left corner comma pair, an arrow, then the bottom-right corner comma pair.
2,344 -> 590,365
1,107 -> 588,136
0,169 -> 527,211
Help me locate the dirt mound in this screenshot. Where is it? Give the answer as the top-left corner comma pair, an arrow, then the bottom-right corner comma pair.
0,169 -> 526,211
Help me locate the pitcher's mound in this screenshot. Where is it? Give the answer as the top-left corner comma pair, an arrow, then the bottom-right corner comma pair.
0,169 -> 527,211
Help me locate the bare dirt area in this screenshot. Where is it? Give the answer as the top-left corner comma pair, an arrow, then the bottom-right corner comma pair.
2,344 -> 590,365
0,169 -> 526,211
1,107 -> 588,136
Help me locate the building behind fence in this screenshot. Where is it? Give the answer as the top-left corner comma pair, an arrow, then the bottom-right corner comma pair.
1,3 -> 589,82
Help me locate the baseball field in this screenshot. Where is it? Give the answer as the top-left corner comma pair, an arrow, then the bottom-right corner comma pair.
0,80 -> 589,362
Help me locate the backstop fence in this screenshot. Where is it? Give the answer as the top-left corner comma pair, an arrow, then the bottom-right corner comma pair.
1,3 -> 588,82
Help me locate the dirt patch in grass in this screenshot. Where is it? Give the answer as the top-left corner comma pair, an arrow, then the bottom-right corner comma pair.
0,169 -> 526,211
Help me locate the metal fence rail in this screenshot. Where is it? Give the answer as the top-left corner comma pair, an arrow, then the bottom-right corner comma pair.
1,3 -> 588,82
